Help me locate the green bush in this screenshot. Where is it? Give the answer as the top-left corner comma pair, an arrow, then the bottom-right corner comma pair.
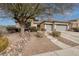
71,27 -> 79,32
51,31 -> 61,37
35,32 -> 43,38
0,37 -> 9,52
30,27 -> 37,32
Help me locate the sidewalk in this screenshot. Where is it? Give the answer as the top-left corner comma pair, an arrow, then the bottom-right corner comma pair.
34,45 -> 79,56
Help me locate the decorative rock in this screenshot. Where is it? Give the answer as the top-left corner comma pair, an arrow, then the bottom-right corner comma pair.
0,35 -> 28,56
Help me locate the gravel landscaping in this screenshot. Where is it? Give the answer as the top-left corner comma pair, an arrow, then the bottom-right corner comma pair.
0,32 -> 61,56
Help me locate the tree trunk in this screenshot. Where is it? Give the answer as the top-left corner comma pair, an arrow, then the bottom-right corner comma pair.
20,25 -> 25,37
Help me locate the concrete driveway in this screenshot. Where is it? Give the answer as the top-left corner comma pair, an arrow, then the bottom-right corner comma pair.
61,31 -> 79,44
34,31 -> 79,56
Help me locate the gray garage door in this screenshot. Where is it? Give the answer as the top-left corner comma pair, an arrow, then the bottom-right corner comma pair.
56,25 -> 67,31
45,25 -> 52,32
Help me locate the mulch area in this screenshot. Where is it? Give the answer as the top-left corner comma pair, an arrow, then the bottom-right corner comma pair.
56,37 -> 79,47
23,32 -> 62,56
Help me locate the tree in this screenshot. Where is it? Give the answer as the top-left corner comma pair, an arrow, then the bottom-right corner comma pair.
0,3 -> 43,36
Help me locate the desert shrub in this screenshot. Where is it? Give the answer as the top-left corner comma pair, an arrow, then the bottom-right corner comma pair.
41,28 -> 46,31
6,26 -> 20,33
51,31 -> 61,37
30,27 -> 37,32
0,31 -> 3,37
0,37 -> 9,52
71,27 -> 79,32
35,32 -> 43,38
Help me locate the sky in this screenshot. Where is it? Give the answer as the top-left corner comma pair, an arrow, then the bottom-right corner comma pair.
53,7 -> 79,21
0,4 -> 79,26
0,18 -> 16,26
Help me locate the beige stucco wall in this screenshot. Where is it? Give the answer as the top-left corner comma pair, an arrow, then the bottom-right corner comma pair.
39,23 -> 45,30
30,19 -> 38,28
31,23 -> 37,27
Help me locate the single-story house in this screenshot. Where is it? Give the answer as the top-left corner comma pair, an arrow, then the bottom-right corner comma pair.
38,20 -> 69,32
15,18 -> 79,32
31,19 -> 79,32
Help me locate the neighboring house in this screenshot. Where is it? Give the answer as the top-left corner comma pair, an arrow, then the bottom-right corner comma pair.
16,22 -> 21,28
69,19 -> 79,29
15,18 -> 39,29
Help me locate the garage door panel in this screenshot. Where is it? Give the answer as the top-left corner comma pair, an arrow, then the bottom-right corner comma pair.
45,25 -> 52,32
56,25 -> 67,31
